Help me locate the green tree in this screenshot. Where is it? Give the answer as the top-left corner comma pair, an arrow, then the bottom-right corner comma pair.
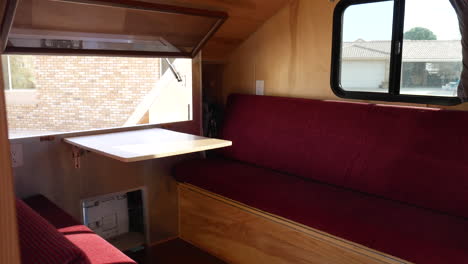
404,27 -> 437,40
9,56 -> 36,89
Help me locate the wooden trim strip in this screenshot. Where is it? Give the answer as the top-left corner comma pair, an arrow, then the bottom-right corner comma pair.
0,0 -> 18,52
52,0 -> 228,18
148,236 -> 179,248
179,183 -> 412,264
3,47 -> 193,58
0,51 -> 21,264
191,16 -> 227,57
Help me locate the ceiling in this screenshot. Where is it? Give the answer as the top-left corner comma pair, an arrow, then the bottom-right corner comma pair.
2,0 -> 289,62
142,0 -> 290,62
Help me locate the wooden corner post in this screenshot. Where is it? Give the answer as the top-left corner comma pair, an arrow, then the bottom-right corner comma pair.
0,47 -> 21,264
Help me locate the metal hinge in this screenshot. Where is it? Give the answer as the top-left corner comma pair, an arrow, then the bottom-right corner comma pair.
71,146 -> 85,169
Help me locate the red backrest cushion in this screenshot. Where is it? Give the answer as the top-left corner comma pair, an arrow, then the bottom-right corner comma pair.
219,94 -> 468,218
23,195 -> 81,229
16,199 -> 91,264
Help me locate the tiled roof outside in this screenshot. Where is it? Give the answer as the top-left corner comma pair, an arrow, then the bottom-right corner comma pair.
342,39 -> 462,61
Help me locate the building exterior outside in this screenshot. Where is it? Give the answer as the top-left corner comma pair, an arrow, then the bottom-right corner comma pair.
3,56 -> 162,137
341,39 -> 462,96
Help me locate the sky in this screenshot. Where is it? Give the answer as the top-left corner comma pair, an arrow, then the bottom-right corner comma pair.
343,0 -> 461,42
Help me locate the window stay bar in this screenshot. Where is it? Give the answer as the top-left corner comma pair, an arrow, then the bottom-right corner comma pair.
164,58 -> 183,82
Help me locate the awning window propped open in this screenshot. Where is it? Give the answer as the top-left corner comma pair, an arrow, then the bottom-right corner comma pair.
0,0 -> 228,58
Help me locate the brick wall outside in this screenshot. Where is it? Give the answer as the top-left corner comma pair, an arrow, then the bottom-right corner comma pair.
6,56 -> 160,136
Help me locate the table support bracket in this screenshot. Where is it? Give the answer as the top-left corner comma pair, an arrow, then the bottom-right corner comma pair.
71,146 -> 85,169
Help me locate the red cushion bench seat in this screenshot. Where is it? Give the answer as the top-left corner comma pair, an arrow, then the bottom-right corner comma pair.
173,94 -> 468,264
16,199 -> 91,264
23,195 -> 136,264
174,158 -> 468,264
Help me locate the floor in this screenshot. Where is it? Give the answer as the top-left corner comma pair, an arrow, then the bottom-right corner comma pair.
127,238 -> 226,264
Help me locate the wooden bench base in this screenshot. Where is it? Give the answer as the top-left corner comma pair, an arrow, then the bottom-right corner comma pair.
178,183 -> 412,264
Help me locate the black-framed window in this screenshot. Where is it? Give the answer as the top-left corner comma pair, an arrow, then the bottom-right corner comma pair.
331,0 -> 463,106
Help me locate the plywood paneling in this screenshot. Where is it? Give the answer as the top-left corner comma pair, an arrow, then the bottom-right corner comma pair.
221,0 -> 468,110
31,0 -> 126,33
142,0 -> 291,61
11,134 -> 194,243
223,0 -> 337,101
0,0 -> 7,27
0,53 -> 21,264
179,184 -> 411,264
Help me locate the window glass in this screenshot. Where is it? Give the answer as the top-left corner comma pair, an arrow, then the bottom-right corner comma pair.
400,0 -> 462,97
3,55 -> 192,138
2,56 -> 37,90
340,1 -> 394,93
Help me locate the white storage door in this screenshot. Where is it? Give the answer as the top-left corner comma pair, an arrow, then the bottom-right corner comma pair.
341,61 -> 386,89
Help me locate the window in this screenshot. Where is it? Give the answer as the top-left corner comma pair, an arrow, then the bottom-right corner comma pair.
3,55 -> 192,138
331,0 -> 462,105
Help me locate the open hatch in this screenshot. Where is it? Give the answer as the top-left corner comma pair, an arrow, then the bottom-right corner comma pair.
1,0 -> 228,57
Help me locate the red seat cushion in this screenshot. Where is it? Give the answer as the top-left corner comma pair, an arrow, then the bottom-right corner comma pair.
24,195 -> 136,264
58,225 -> 136,264
16,199 -> 91,264
218,94 -> 468,219
174,158 -> 468,264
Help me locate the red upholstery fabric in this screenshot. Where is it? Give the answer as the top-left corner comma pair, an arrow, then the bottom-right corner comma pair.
174,158 -> 468,264
218,94 -> 468,219
24,195 -> 81,228
16,199 -> 91,264
58,225 -> 136,264
24,195 -> 136,264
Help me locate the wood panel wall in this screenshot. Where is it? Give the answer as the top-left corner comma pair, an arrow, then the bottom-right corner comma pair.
220,0 -> 468,111
0,57 -> 21,264
0,1 -> 6,32
142,0 -> 290,62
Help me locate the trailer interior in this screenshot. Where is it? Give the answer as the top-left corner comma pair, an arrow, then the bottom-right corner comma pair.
0,0 -> 467,263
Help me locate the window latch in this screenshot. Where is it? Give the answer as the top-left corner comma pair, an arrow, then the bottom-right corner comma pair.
395,41 -> 402,55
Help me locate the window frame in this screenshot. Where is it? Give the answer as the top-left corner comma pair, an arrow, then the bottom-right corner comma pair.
2,56 -> 11,90
2,54 -> 197,139
330,0 -> 462,106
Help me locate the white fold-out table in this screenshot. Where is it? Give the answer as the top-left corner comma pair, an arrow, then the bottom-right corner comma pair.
64,128 -> 232,162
